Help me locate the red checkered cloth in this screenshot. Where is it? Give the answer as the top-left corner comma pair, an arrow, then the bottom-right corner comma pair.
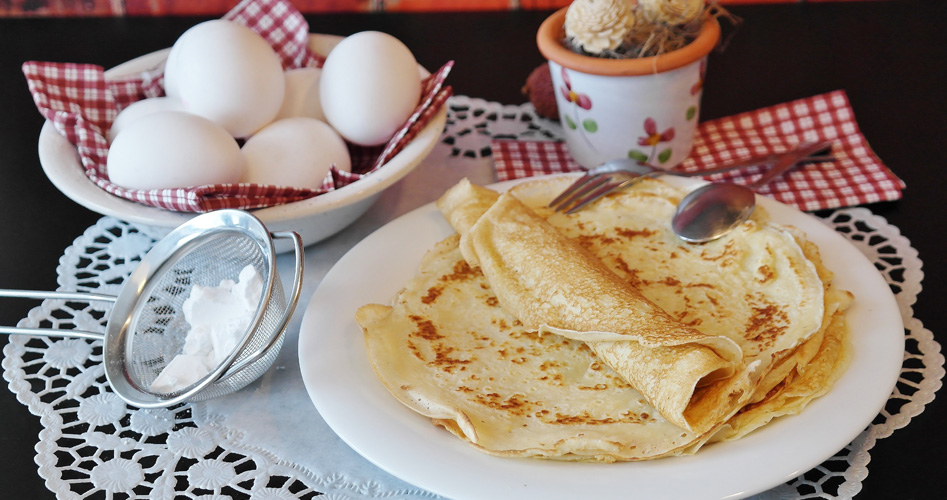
22,0 -> 453,213
493,90 -> 903,212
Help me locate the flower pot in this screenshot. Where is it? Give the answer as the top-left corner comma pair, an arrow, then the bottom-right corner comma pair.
537,7 -> 720,169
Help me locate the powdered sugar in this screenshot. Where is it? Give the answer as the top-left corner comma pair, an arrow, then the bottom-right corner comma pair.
150,265 -> 263,393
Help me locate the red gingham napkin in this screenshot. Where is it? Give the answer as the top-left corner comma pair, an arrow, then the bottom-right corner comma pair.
22,0 -> 453,213
494,90 -> 903,212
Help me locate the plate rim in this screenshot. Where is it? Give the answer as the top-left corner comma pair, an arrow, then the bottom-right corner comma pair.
298,175 -> 904,500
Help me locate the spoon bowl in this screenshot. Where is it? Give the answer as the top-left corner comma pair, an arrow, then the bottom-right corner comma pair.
672,183 -> 757,243
670,140 -> 833,243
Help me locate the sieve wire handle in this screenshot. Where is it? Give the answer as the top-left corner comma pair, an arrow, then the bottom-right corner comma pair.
0,289 -> 116,340
217,230 -> 305,382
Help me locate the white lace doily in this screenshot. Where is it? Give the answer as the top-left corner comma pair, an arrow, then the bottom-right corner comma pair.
3,96 -> 943,500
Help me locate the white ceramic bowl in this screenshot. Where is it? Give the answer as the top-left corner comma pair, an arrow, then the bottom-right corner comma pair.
38,34 -> 447,250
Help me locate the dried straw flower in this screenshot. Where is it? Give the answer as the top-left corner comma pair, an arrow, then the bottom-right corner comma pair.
638,0 -> 706,26
561,0 -> 730,59
564,0 -> 637,55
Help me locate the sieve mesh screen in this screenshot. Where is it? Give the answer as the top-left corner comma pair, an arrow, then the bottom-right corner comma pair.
124,230 -> 270,396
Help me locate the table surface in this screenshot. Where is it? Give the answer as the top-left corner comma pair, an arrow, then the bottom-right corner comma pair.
1,2 -> 945,499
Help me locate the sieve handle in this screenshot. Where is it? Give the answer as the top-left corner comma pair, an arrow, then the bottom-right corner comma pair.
218,230 -> 305,381
0,289 -> 116,340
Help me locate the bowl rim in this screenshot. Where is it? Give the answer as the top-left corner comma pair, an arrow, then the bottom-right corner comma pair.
38,33 -> 446,232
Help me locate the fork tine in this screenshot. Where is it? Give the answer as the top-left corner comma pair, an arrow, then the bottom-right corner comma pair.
549,173 -> 611,211
563,174 -> 644,214
548,173 -> 598,208
563,180 -> 622,214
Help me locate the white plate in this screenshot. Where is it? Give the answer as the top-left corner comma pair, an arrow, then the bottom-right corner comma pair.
298,176 -> 904,500
38,34 -> 446,250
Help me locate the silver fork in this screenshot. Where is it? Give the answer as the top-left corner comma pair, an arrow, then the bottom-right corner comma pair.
548,146 -> 833,214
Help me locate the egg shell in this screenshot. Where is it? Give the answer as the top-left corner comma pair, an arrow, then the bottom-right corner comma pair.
162,40 -> 183,97
319,31 -> 422,146
164,19 -> 285,138
107,110 -> 246,190
241,117 -> 351,189
274,67 -> 326,122
108,96 -> 185,143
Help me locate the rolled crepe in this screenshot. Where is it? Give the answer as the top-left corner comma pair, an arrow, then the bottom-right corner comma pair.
437,179 -> 756,434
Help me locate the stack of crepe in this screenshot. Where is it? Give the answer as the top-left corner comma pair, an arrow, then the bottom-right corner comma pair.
356,176 -> 853,461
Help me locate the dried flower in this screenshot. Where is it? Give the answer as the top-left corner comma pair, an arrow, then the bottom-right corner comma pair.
638,0 -> 706,26
564,0 -> 637,55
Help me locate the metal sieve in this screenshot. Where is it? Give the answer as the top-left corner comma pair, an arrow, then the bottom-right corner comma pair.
0,209 -> 304,408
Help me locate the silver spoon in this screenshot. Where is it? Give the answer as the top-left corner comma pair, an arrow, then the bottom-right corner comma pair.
671,141 -> 833,243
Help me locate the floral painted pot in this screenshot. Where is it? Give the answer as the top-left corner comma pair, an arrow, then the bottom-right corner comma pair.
537,8 -> 720,169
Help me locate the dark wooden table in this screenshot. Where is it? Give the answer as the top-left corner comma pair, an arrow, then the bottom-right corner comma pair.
1,2 -> 944,498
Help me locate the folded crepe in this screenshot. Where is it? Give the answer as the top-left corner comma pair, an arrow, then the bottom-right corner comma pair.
357,176 -> 847,461
358,235 -> 719,460
437,179 -> 753,434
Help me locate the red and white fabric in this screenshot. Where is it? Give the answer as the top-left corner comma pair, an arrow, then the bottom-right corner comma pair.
22,0 -> 453,213
493,90 -> 903,212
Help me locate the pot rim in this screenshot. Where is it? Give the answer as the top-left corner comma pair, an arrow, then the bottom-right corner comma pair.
537,7 -> 720,76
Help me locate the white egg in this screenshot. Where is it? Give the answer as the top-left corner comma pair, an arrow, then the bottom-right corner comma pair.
274,67 -> 325,122
164,19 -> 285,138
107,111 -> 245,190
241,117 -> 351,189
319,31 -> 422,146
108,96 -> 185,142
162,41 -> 183,97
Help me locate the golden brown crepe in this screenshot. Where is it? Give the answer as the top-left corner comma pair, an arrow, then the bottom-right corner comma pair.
509,178 -> 852,430
357,235 -> 716,460
357,176 -> 851,461
709,232 -> 854,441
438,179 -> 752,434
